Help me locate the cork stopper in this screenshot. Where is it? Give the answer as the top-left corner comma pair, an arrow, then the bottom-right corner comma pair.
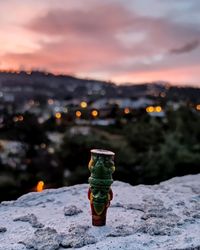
90,149 -> 115,156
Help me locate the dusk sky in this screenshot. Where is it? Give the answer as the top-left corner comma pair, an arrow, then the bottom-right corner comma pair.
0,0 -> 200,86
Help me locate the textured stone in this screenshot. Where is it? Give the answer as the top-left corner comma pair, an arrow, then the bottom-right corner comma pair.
106,225 -> 138,237
20,227 -> 61,250
64,205 -> 83,216
0,227 -> 7,233
61,225 -> 96,248
13,213 -> 44,228
0,174 -> 200,250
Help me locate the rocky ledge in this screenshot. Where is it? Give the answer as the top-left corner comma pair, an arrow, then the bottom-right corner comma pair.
0,174 -> 200,250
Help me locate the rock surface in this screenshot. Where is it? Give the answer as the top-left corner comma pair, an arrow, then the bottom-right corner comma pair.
0,174 -> 200,250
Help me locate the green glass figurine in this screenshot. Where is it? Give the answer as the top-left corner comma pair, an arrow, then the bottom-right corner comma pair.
88,149 -> 115,226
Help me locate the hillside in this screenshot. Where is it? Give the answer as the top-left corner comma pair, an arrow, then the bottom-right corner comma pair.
0,71 -> 200,102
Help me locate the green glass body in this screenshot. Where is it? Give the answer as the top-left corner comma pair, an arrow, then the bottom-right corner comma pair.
88,149 -> 115,226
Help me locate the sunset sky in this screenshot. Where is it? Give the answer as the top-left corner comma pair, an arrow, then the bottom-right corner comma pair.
0,0 -> 200,86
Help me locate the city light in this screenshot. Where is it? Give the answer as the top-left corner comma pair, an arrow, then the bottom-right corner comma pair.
146,106 -> 162,113
76,110 -> 82,118
13,115 -> 24,122
124,107 -> 130,114
48,99 -> 54,105
48,147 -> 55,154
63,107 -> 68,113
13,116 -> 19,122
36,181 -> 44,192
91,109 -> 98,117
55,112 -> 62,119
146,106 -> 154,113
196,104 -> 200,111
160,92 -> 166,98
29,100 -> 35,106
40,143 -> 46,149
80,101 -> 87,108
18,115 -> 24,121
155,106 -> 162,112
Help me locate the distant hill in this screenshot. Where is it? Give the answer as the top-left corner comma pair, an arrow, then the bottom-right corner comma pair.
0,71 -> 200,103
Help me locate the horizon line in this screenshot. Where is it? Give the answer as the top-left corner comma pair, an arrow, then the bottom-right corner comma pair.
0,68 -> 199,89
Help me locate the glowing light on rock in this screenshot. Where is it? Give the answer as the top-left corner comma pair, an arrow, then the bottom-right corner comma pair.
36,181 -> 44,192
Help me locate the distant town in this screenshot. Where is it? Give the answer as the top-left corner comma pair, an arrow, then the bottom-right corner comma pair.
0,70 -> 200,113
0,70 -> 200,201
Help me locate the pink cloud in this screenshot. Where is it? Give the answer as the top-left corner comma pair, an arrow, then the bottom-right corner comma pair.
1,1 -> 200,85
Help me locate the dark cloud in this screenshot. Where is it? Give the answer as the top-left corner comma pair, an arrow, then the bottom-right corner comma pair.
170,40 -> 199,54
27,4 -> 134,36
26,3 -> 200,52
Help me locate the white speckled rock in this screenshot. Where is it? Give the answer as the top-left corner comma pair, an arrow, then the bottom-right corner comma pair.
0,174 -> 200,250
